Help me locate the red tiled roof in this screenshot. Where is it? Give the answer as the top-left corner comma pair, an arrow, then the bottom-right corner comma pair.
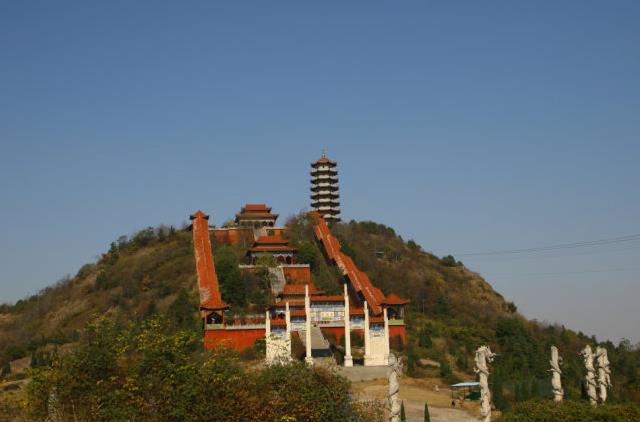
383,293 -> 410,305
311,156 -> 337,166
310,295 -> 344,302
272,299 -> 305,308
243,204 -> 271,211
254,235 -> 289,245
248,245 -> 297,252
280,283 -> 324,296
312,215 -> 385,315
289,309 -> 307,317
190,211 -> 229,311
236,212 -> 278,219
350,307 -> 365,316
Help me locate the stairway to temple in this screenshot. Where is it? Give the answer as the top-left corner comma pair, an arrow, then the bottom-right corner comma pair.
298,325 -> 332,358
268,267 -> 286,296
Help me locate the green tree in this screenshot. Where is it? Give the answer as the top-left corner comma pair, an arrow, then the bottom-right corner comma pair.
406,343 -> 418,377
400,400 -> 406,422
26,317 -> 385,421
215,246 -> 247,306
491,371 -> 507,411
0,361 -> 10,378
434,295 -> 451,317
424,402 -> 431,422
418,329 -> 432,348
439,358 -> 453,382
167,289 -> 197,331
441,255 -> 461,267
296,241 -> 320,269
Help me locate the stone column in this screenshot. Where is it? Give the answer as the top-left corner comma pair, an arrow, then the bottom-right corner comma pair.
305,284 -> 313,365
475,346 -> 496,422
550,345 -> 564,402
581,345 -> 598,405
364,301 -> 371,365
285,302 -> 292,362
383,307 -> 390,365
388,355 -> 401,422
596,346 -> 612,403
265,310 -> 271,364
265,310 -> 271,335
343,284 -> 353,367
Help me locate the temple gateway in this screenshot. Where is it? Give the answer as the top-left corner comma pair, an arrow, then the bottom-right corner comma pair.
189,155 -> 408,366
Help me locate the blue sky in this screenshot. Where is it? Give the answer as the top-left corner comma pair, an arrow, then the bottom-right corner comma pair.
1,1 -> 639,343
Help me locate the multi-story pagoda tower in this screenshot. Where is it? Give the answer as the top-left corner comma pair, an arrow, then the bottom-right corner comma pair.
310,153 -> 340,222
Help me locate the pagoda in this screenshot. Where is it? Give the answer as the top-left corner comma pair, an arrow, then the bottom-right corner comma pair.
235,204 -> 278,228
310,154 -> 340,222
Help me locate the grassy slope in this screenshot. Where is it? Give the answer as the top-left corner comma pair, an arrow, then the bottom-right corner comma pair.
1,216 -> 638,405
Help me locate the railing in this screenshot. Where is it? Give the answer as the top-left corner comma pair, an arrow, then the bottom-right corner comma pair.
205,323 -> 267,330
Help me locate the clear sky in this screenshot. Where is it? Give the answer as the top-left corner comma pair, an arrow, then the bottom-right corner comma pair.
1,1 -> 639,343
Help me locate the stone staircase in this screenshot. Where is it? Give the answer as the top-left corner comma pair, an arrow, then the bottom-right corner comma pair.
268,266 -> 286,296
298,325 -> 332,358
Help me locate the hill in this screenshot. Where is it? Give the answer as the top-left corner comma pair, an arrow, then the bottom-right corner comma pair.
1,213 -> 639,412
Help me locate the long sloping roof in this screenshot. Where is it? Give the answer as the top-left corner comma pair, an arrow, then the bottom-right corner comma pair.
190,211 -> 229,311
312,213 -> 386,315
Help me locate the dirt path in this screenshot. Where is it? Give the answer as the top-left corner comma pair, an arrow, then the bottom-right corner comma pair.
352,377 -> 479,422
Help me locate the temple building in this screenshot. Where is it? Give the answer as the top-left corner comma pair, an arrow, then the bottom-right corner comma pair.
247,233 -> 298,264
189,156 -> 409,366
311,154 -> 340,222
192,205 -> 408,366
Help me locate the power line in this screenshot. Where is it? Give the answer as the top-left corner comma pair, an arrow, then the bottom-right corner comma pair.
456,233 -> 640,257
489,266 -> 640,278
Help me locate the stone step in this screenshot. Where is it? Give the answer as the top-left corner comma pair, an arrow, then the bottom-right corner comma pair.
298,325 -> 332,357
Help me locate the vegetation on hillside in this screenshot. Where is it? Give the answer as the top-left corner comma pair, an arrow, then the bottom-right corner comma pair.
24,317 -> 383,421
0,226 -> 199,373
286,214 -> 640,408
497,399 -> 640,421
1,213 -> 639,414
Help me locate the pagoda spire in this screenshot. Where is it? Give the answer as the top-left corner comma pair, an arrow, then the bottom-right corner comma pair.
310,153 -> 340,222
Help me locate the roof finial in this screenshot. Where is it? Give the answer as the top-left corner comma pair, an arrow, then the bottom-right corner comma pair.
321,147 -> 327,158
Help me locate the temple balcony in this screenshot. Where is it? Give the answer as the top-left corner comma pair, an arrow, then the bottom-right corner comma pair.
311,175 -> 338,182
310,191 -> 339,198
316,206 -> 340,211
310,168 -> 337,176
311,182 -> 339,189
312,200 -> 339,207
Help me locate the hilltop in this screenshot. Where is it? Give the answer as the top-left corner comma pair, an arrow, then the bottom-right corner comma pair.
1,213 -> 639,414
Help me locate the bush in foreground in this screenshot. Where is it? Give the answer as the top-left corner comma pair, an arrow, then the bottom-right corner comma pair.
25,317 -> 383,422
498,399 -> 640,422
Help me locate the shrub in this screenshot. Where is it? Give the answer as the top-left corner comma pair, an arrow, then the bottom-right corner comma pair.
441,255 -> 461,267
26,317 -> 383,421
498,400 -> 640,422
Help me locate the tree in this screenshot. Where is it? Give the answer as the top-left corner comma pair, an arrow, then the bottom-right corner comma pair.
424,402 -> 431,422
441,255 -> 461,267
406,343 -> 418,377
215,246 -> 247,307
434,295 -> 451,317
491,371 -> 507,411
296,241 -> 320,269
26,317 -> 386,421
167,289 -> 197,331
418,329 -> 432,348
0,362 -> 10,378
439,358 -> 453,382
400,401 -> 406,422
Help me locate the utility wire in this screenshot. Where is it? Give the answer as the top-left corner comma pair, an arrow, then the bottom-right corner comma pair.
489,266 -> 640,278
456,233 -> 640,257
